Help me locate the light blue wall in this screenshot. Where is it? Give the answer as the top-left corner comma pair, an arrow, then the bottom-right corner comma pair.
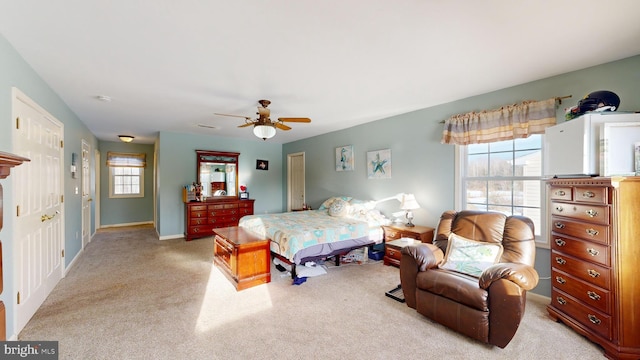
98,141 -> 155,226
0,34 -> 98,339
284,55 -> 640,297
156,131 -> 283,238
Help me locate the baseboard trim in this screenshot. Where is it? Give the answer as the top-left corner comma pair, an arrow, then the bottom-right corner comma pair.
100,221 -> 154,228
158,234 -> 186,241
527,291 -> 550,303
64,247 -> 84,276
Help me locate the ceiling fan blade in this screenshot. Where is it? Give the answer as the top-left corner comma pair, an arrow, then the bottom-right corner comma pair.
275,122 -> 291,131
215,113 -> 252,120
278,117 -> 311,123
238,122 -> 255,128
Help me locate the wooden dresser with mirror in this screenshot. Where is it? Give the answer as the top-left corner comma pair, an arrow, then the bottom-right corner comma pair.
184,150 -> 254,241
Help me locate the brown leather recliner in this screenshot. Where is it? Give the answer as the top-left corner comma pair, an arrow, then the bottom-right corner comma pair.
400,210 -> 539,348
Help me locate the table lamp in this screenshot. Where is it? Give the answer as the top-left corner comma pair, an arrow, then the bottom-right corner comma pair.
400,193 -> 420,227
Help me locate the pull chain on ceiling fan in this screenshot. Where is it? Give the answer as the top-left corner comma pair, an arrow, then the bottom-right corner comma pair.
215,99 -> 311,140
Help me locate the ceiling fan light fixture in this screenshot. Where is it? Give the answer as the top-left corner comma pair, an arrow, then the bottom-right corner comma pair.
253,124 -> 276,140
118,135 -> 135,143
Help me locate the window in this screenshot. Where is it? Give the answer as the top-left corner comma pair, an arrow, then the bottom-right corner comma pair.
107,152 -> 145,198
456,134 -> 546,244
110,166 -> 143,198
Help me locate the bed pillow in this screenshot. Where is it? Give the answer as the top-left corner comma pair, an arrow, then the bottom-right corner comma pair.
438,233 -> 503,277
329,199 -> 350,217
318,196 -> 352,210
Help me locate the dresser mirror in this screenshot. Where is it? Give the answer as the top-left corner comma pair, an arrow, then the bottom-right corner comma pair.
196,150 -> 239,198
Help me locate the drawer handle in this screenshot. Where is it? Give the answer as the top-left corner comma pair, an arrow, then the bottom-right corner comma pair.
588,314 -> 601,325
555,190 -> 566,196
587,291 -> 601,301
555,257 -> 566,265
586,228 -> 599,237
555,205 -> 564,212
554,222 -> 566,229
587,269 -> 600,278
587,248 -> 599,256
556,296 -> 567,305
555,276 -> 566,284
388,250 -> 396,256
582,191 -> 596,198
586,209 -> 598,217
555,238 -> 566,247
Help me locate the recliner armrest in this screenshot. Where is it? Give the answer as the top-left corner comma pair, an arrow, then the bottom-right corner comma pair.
479,263 -> 539,291
400,243 -> 444,272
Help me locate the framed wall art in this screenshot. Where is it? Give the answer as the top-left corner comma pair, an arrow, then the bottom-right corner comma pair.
367,149 -> 391,179
256,159 -> 269,170
335,145 -> 354,171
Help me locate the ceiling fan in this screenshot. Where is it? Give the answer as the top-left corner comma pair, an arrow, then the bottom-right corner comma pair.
215,99 -> 311,140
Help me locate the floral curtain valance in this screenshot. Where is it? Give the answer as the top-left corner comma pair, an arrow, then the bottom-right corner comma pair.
440,98 -> 557,145
106,152 -> 146,168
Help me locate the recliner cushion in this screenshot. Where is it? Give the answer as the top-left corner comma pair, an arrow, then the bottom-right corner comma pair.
438,233 -> 503,277
416,269 -> 489,312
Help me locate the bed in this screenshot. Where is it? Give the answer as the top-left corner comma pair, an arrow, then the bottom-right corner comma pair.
238,196 -> 390,275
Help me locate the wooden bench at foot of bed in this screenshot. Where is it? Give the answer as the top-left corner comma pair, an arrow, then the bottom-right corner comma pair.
213,226 -> 271,291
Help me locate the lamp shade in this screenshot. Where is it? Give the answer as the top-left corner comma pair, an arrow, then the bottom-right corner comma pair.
253,124 -> 276,140
400,194 -> 420,210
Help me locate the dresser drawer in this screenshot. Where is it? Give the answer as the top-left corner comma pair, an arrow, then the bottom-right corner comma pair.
549,186 -> 573,201
187,225 -> 211,236
190,210 -> 208,219
551,217 -> 609,244
209,215 -> 240,225
384,229 -> 420,241
209,203 -> 239,210
209,208 -> 238,217
550,202 -> 609,225
552,269 -> 611,314
189,217 -> 207,226
385,246 -> 402,261
552,250 -> 611,289
188,204 -> 207,212
551,289 -> 612,340
551,234 -> 609,267
238,201 -> 253,209
573,186 -> 608,204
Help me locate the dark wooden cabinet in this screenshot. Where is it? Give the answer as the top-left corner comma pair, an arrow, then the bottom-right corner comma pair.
184,199 -> 254,241
546,177 -> 640,359
213,226 -> 270,291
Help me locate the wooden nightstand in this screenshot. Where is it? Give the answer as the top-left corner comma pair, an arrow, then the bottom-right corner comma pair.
382,224 -> 434,267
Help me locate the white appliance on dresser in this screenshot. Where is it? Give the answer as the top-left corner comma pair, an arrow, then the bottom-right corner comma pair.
544,112 -> 640,177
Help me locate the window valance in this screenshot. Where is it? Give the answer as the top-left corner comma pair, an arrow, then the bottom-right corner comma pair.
440,98 -> 557,145
106,152 -> 146,168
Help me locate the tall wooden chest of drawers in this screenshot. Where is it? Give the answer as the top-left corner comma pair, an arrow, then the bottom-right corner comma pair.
546,177 -> 640,359
184,198 -> 254,240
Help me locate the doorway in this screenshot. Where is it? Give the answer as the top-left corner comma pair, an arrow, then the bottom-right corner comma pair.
11,88 -> 64,334
287,152 -> 305,211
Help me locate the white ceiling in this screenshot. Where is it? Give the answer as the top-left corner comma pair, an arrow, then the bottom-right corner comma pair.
2,1 -> 640,144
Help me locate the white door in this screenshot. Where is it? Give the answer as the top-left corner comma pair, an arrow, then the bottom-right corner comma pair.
81,141 -> 91,248
12,88 -> 64,334
287,152 -> 305,211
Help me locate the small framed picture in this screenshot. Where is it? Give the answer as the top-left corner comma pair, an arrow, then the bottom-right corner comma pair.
256,160 -> 269,170
367,149 -> 391,179
336,145 -> 354,171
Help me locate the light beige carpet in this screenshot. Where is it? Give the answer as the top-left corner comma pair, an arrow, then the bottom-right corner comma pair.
18,225 -> 605,359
